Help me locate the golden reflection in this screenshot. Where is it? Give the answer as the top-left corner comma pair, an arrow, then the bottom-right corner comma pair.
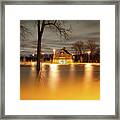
48,64 -> 59,91
50,64 -> 58,71
21,63 -> 100,100
31,67 -> 35,71
41,63 -> 45,71
84,63 -> 93,82
70,64 -> 75,71
85,63 -> 92,68
69,64 -> 75,81
31,62 -> 36,71
31,62 -> 35,66
83,63 -> 100,99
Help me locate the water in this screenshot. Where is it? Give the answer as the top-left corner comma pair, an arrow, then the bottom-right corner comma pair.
20,63 -> 100,100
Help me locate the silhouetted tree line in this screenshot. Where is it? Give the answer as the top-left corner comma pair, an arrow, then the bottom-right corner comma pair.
20,54 -> 53,62
72,53 -> 100,63
72,40 -> 100,63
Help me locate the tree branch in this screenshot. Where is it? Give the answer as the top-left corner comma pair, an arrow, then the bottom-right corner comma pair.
44,20 -> 71,40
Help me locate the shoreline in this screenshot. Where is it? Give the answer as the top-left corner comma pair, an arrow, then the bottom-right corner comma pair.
20,61 -> 100,66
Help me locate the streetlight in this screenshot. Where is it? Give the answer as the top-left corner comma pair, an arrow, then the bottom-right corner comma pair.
41,52 -> 45,55
53,49 -> 56,54
87,51 -> 91,55
87,51 -> 91,63
53,49 -> 56,58
53,49 -> 56,63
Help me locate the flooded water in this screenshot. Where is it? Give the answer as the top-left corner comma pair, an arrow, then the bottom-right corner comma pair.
20,63 -> 100,100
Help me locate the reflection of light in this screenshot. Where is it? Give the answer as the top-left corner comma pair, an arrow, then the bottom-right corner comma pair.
70,64 -> 75,80
31,66 -> 35,71
31,62 -> 36,71
85,63 -> 91,68
31,62 -> 35,66
70,64 -> 75,71
41,63 -> 45,66
84,63 -> 93,82
49,64 -> 58,90
50,64 -> 57,71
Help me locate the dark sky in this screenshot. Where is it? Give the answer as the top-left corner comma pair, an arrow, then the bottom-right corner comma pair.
20,20 -> 100,55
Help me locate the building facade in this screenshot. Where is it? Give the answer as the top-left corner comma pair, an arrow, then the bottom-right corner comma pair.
53,47 -> 73,64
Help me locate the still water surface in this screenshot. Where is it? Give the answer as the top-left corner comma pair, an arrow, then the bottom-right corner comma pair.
20,63 -> 100,100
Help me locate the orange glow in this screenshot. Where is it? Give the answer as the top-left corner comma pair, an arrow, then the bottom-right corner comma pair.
87,51 -> 91,54
48,64 -> 59,91
53,49 -> 56,54
31,62 -> 35,66
50,64 -> 57,71
41,52 -> 45,55
85,63 -> 91,68
21,63 -> 100,100
84,63 -> 93,82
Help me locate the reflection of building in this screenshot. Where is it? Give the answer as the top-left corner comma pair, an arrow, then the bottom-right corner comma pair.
53,47 -> 73,64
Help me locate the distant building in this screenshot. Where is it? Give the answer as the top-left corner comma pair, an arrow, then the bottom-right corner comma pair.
53,47 -> 73,64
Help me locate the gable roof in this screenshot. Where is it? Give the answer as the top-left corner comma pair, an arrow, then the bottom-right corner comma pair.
57,47 -> 71,55
63,49 -> 71,54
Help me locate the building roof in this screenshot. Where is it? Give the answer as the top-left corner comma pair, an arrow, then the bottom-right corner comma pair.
57,47 -> 71,55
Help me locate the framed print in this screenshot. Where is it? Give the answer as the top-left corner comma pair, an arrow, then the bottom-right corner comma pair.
0,0 -> 119,119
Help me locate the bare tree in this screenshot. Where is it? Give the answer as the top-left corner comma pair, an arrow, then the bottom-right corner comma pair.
86,40 -> 98,62
71,41 -> 84,62
36,20 -> 71,71
20,20 -> 71,71
20,22 -> 32,41
71,41 -> 84,55
86,40 -> 97,54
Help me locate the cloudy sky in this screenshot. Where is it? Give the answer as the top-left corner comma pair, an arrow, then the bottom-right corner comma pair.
20,20 -> 100,55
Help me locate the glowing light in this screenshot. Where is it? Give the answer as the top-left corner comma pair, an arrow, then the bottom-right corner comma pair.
85,63 -> 91,68
53,49 -> 56,63
41,52 -> 45,55
53,49 -> 56,53
31,62 -> 35,66
50,64 -> 58,71
70,64 -> 75,71
84,63 -> 93,82
32,54 -> 34,56
49,64 -> 58,90
58,59 -> 67,64
87,51 -> 91,54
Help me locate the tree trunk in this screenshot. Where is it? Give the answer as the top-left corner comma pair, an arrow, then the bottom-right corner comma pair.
37,20 -> 45,71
